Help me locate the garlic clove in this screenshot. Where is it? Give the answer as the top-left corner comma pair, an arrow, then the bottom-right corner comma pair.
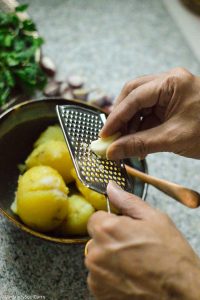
43,81 -> 60,96
90,132 -> 120,159
40,56 -> 56,77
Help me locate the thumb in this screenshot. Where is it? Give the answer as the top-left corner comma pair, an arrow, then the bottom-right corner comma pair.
107,123 -> 171,160
107,181 -> 156,220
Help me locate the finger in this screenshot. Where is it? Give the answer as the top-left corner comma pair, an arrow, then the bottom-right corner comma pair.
87,210 -> 116,239
87,273 -> 99,296
87,271 -> 109,298
100,78 -> 163,138
107,181 -> 156,220
127,113 -> 141,134
107,122 -> 172,160
113,74 -> 159,108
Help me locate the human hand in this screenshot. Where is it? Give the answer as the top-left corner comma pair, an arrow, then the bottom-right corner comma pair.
85,181 -> 200,300
100,68 -> 200,159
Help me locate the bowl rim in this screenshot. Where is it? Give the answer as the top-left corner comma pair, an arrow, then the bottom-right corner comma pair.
0,97 -> 148,244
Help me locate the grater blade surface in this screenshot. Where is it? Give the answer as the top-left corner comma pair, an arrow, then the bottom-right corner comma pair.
56,104 -> 133,195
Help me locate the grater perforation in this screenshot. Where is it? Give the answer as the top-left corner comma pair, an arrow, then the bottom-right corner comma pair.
56,104 -> 133,197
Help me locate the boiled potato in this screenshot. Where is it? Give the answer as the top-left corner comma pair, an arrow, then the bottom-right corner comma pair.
90,132 -> 120,158
34,125 -> 65,148
25,140 -> 74,184
57,194 -> 94,235
71,169 -> 107,211
14,166 -> 69,232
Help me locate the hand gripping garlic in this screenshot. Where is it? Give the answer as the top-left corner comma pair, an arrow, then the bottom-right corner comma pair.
90,132 -> 121,159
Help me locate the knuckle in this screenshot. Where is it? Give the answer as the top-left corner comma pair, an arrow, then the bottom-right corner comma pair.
134,137 -> 148,157
158,211 -> 172,224
126,136 -> 148,157
170,66 -> 185,74
87,211 -> 107,231
169,67 -> 193,83
160,75 -> 179,103
85,249 -> 101,268
123,80 -> 134,94
120,199 -> 135,215
163,74 -> 179,91
170,67 -> 191,76
87,275 -> 98,293
165,67 -> 193,84
99,218 -> 119,235
92,223 -> 103,237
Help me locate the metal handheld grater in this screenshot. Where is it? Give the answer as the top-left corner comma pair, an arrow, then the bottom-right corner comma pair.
56,104 -> 133,212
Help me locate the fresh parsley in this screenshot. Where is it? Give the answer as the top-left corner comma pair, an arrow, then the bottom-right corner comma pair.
0,4 -> 47,106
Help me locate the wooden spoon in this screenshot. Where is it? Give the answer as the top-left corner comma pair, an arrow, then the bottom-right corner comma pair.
125,164 -> 200,209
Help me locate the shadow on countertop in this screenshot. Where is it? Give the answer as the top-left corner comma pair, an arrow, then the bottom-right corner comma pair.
1,218 -> 93,300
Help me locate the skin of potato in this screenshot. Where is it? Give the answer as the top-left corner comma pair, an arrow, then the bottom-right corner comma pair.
25,140 -> 74,184
57,194 -> 95,236
16,166 -> 69,232
34,125 -> 65,148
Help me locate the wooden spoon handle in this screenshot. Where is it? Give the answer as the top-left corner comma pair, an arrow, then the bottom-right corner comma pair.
125,164 -> 200,208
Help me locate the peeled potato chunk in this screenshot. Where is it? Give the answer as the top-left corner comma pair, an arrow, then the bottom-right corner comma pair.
71,169 -> 107,211
15,166 -> 69,232
57,194 -> 94,236
25,140 -> 74,184
34,125 -> 65,148
90,132 -> 120,158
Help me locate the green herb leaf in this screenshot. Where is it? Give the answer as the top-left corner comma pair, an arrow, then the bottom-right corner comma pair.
0,87 -> 11,105
5,54 -> 20,67
15,4 -> 28,12
4,70 -> 15,87
4,34 -> 14,47
22,19 -> 36,32
0,8 -> 47,106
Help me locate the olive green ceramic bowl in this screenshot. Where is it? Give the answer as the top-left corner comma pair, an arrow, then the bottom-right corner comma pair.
0,98 -> 148,244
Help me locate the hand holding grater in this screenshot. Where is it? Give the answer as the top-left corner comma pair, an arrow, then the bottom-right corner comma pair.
56,104 -> 133,212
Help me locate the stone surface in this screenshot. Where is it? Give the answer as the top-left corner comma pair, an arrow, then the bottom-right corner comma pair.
1,0 -> 200,299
